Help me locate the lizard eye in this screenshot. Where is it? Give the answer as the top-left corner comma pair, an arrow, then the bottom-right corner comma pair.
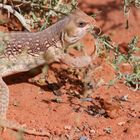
78,21 -> 87,28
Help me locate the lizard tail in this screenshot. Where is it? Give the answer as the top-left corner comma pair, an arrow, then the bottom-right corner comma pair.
0,119 -> 50,136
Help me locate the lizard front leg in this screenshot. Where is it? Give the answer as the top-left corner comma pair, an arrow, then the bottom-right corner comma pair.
28,64 -> 49,86
29,51 -> 92,94
61,53 -> 92,68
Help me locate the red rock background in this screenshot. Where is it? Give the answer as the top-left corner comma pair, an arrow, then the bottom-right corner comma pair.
0,0 -> 140,140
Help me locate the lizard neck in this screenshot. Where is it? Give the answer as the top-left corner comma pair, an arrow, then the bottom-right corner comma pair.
38,17 -> 69,49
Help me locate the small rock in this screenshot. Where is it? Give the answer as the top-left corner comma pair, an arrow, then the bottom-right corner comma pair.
64,125 -> 71,130
30,120 -> 35,123
80,136 -> 89,140
89,129 -> 96,134
103,127 -> 112,134
98,109 -> 106,115
120,95 -> 129,101
129,112 -> 137,117
118,121 -> 126,126
65,134 -> 70,139
75,127 -> 81,132
51,97 -> 62,103
80,98 -> 94,102
13,100 -> 20,107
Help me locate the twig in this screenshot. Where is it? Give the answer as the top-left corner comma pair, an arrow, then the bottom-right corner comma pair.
5,0 -> 68,15
54,0 -> 63,10
0,3 -> 31,31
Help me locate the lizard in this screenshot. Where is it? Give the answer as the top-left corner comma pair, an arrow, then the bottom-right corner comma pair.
0,8 -> 95,136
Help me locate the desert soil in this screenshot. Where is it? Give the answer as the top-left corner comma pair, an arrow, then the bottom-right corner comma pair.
0,0 -> 140,140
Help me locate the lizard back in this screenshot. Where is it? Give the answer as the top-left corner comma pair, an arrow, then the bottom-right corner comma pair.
0,16 -> 69,77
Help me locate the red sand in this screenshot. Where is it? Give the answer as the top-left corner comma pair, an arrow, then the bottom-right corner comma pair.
0,0 -> 140,139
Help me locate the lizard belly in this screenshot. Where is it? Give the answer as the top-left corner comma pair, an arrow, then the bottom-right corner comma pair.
0,54 -> 46,77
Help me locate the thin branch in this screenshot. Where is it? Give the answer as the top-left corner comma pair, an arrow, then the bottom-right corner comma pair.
0,3 -> 31,31
54,0 -> 63,10
5,0 -> 68,15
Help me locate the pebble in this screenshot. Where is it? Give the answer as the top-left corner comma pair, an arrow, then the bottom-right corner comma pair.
118,121 -> 126,126
120,95 -> 129,101
89,129 -> 96,134
103,127 -> 112,134
64,125 -> 72,130
80,136 -> 89,140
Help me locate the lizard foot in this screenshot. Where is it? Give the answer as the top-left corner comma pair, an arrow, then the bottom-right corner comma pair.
0,119 -> 50,136
28,75 -> 47,86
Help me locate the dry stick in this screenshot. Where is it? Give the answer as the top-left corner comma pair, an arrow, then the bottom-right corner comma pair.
0,3 -> 31,31
8,0 -> 68,15
54,0 -> 63,10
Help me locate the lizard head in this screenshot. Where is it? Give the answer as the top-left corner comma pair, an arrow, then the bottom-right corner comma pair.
62,9 -> 95,46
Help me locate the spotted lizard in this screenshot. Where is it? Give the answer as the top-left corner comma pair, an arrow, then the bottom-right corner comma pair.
0,9 -> 95,136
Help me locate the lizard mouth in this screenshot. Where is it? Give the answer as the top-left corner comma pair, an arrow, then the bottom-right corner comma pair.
91,25 -> 101,36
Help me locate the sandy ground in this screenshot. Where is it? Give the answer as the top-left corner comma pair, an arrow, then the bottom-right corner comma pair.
0,0 -> 140,140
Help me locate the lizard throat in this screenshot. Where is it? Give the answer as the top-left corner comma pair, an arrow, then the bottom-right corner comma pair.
61,31 -> 80,47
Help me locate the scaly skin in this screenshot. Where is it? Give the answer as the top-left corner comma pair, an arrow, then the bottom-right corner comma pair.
0,9 -> 94,135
